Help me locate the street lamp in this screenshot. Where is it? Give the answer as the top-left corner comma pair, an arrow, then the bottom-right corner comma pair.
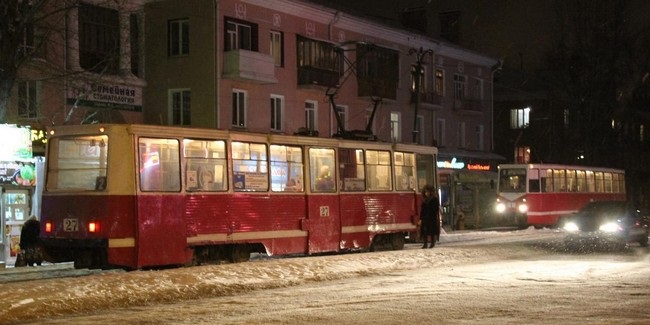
409,47 -> 434,143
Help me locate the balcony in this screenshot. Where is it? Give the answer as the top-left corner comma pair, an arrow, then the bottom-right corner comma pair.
453,98 -> 486,112
297,66 -> 340,88
223,49 -> 278,84
358,78 -> 397,100
410,91 -> 442,106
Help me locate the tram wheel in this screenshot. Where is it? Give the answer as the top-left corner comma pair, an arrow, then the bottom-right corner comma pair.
73,249 -> 93,269
230,244 -> 250,263
391,233 -> 405,250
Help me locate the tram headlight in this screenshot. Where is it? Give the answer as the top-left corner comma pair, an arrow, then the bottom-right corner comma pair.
518,203 -> 528,213
496,202 -> 506,213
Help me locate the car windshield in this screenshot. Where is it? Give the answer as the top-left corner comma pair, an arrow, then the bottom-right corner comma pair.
578,202 -> 627,220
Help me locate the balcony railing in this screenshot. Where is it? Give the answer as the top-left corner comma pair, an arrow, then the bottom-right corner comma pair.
410,91 -> 442,105
358,78 -> 397,100
453,98 -> 486,112
297,66 -> 340,88
223,49 -> 278,84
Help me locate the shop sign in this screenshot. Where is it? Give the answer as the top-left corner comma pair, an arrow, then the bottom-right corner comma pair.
467,163 -> 491,171
67,82 -> 143,111
0,161 -> 36,185
0,124 -> 32,161
437,157 -> 465,169
31,128 -> 47,145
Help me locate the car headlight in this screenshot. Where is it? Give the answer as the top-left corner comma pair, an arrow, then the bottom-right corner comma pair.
496,202 -> 506,213
564,222 -> 579,232
599,222 -> 622,233
518,203 -> 528,213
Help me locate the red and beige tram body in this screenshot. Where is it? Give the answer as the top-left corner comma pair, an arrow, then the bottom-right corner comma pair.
495,164 -> 626,228
41,124 -> 438,269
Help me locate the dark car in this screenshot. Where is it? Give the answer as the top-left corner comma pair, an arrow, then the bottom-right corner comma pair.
563,201 -> 649,249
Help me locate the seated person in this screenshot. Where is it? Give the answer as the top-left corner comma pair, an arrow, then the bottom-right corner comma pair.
315,165 -> 334,191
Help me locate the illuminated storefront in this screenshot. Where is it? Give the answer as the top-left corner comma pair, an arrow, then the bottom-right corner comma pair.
437,151 -> 504,230
0,125 -> 44,267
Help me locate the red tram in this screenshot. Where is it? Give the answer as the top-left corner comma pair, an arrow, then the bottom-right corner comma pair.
495,164 -> 626,228
40,124 -> 438,269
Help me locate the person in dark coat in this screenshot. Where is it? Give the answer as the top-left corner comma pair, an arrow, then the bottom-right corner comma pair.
419,185 -> 441,248
19,216 -> 42,266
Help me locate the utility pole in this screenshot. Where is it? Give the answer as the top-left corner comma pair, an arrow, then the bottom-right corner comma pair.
408,47 -> 433,144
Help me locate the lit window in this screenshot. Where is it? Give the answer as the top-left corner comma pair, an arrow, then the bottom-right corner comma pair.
232,89 -> 246,128
305,101 -> 317,132
333,105 -> 347,135
270,95 -> 283,131
270,31 -> 283,66
434,68 -> 444,96
510,107 -> 530,129
390,112 -> 400,142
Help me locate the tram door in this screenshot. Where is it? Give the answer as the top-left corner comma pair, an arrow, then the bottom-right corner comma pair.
306,148 -> 341,254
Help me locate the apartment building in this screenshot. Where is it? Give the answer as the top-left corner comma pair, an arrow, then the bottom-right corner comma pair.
1,0 -> 145,264
8,0 -> 146,133
144,0 -> 502,228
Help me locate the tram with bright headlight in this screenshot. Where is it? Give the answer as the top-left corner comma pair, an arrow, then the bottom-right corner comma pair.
39,124 -> 438,269
495,164 -> 626,228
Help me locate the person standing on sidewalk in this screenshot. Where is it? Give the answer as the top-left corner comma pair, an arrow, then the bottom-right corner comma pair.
419,185 -> 441,248
19,216 -> 43,266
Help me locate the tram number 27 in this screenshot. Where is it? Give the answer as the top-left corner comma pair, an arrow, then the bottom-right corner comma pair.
63,218 -> 79,232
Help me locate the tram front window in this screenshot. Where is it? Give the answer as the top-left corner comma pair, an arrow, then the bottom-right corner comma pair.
499,168 -> 526,193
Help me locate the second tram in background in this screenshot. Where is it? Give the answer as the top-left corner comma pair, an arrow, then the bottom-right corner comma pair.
495,164 -> 626,228
40,124 -> 438,269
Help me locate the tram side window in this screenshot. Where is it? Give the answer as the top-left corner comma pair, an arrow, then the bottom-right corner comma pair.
47,135 -> 108,191
339,148 -> 365,191
594,172 -> 604,192
270,145 -> 303,192
366,150 -> 392,191
586,170 -> 595,192
603,172 -> 613,192
613,173 -> 625,193
394,152 -> 416,191
576,170 -> 586,192
612,173 -> 619,193
231,142 -> 268,191
309,147 -> 336,192
566,169 -> 577,191
183,139 -> 227,191
139,138 -> 180,192
552,169 -> 566,192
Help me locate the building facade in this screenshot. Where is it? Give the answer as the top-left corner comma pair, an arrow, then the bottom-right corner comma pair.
143,0 -> 502,229
1,0 -> 145,266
